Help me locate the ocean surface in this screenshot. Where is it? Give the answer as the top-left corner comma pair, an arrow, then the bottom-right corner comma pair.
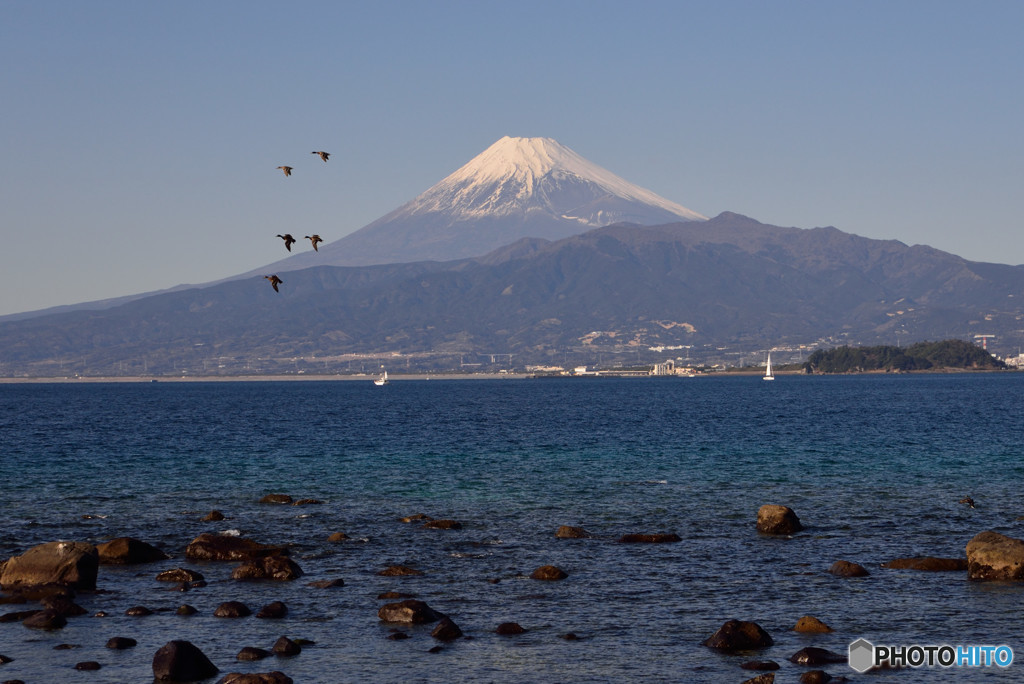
1,374 -> 1023,683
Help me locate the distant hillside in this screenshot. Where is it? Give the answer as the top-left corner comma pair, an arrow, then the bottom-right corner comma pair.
1,214 -> 1023,377
803,339 -> 1006,373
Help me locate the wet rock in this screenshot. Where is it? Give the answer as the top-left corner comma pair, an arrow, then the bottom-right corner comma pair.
881,557 -> 967,571
156,568 -> 205,583
377,591 -> 415,599
756,505 -> 803,535
96,537 -> 169,565
793,615 -> 833,633
0,610 -> 36,623
530,565 -> 568,581
74,661 -> 101,671
423,519 -> 462,530
231,555 -> 303,581
259,494 -> 293,504
125,606 -> 153,616
387,632 -> 410,640
742,674 -> 775,684
214,601 -> 251,618
966,531 -> 1024,580
400,513 -> 431,523
378,599 -> 442,624
431,616 -> 463,641
377,565 -> 424,577
236,647 -> 271,661
185,533 -> 290,563
218,673 -> 293,684
555,525 -> 591,539
271,636 -> 301,657
53,643 -> 79,650
829,560 -> 869,577
799,671 -> 833,683
741,660 -> 780,670
201,510 -> 225,521
307,578 -> 345,588
617,533 -> 681,543
560,632 -> 580,640
256,601 -> 288,619
0,654 -> 12,663
327,532 -> 349,542
702,620 -> 774,651
41,595 -> 86,617
152,640 -> 219,682
496,622 -> 527,635
23,609 -> 67,630
292,499 -> 323,506
176,604 -> 198,615
0,541 -> 99,590
789,647 -> 847,665
106,637 -> 137,649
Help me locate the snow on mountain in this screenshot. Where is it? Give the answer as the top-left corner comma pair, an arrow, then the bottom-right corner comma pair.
256,136 -> 706,270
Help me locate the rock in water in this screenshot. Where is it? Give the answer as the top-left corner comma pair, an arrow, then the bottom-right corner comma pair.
96,537 -> 169,565
0,541 -> 99,590
966,530 -> 1024,580
152,640 -> 218,682
756,505 -> 803,535
231,555 -> 303,581
378,599 -> 441,624
702,620 -> 774,651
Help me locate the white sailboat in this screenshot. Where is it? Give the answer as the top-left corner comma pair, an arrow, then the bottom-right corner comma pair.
763,353 -> 775,381
373,368 -> 389,386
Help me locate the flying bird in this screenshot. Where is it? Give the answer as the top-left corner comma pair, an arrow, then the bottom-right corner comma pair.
276,165 -> 293,176
311,151 -> 330,162
959,496 -> 976,509
264,275 -> 283,292
277,234 -> 296,251
305,234 -> 323,251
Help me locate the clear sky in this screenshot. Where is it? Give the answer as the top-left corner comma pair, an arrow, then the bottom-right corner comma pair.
2,1 -> 1022,317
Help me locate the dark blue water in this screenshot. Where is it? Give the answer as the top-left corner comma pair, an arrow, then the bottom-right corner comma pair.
1,374 -> 1023,682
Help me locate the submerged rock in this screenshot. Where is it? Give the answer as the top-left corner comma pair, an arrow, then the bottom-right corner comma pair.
432,616 -> 463,641
617,533 -> 681,543
156,568 -> 205,583
966,531 -> 1024,580
756,505 -> 803,535
496,622 -> 527,635
829,560 -> 869,577
214,601 -> 251,618
259,494 -> 293,505
256,601 -> 288,619
555,525 -> 591,539
236,647 -> 271,661
377,565 -> 424,577
22,609 -> 67,630
788,646 -> 847,665
881,557 -> 967,571
530,565 -> 568,581
423,519 -> 462,530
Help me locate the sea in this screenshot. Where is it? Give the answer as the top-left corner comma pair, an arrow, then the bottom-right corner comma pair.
1,373 -> 1022,683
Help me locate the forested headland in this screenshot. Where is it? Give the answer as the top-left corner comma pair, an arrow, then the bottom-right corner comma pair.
803,339 -> 1006,373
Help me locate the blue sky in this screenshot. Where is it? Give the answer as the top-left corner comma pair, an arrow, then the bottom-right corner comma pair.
2,1 -> 1022,317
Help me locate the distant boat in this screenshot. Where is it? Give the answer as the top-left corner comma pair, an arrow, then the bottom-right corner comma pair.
763,353 -> 775,381
374,369 -> 389,386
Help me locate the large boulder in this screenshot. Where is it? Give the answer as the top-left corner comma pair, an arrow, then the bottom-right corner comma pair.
966,530 -> 1024,580
0,542 -> 98,590
185,533 -> 288,562
231,556 -> 303,581
152,640 -> 219,682
703,620 -> 774,651
97,537 -> 169,565
756,505 -> 803,535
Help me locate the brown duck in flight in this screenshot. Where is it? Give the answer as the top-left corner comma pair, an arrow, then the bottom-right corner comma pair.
264,275 -> 283,292
276,165 -> 293,177
277,233 -> 296,251
305,234 -> 323,251
311,151 -> 330,162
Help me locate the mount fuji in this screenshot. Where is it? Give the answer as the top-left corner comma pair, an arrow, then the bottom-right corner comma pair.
259,136 -> 705,271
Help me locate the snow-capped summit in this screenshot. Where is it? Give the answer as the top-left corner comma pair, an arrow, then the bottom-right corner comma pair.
262,136 -> 705,270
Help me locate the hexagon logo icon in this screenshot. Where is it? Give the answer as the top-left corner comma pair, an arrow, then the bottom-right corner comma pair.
849,638 -> 875,673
